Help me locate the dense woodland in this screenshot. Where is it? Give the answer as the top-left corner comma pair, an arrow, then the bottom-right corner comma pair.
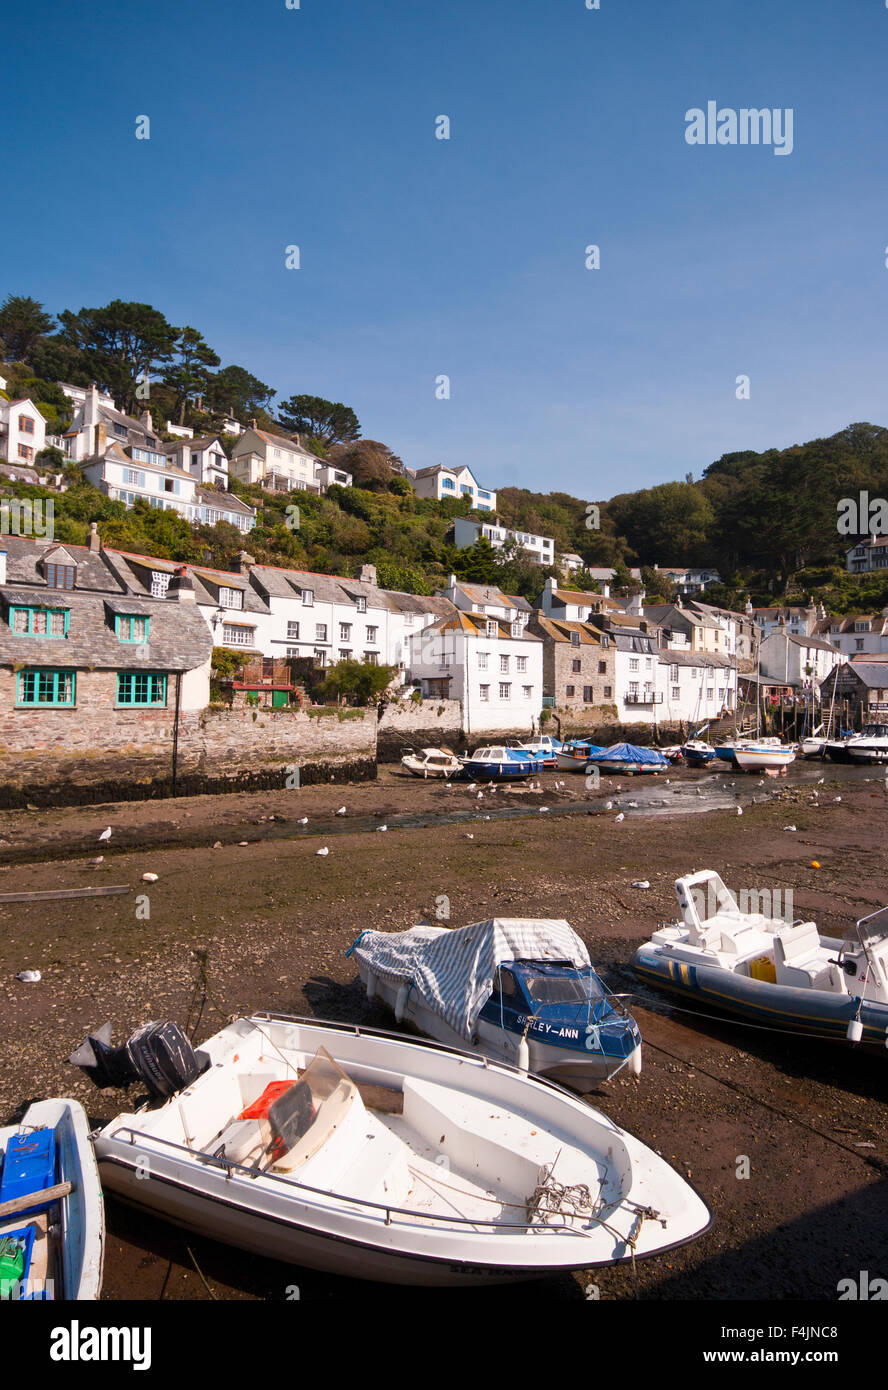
2,293 -> 887,614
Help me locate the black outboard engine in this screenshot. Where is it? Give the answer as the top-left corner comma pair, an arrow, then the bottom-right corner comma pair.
70,1021 -> 210,1100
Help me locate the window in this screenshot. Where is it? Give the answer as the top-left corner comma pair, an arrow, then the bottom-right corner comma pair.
356,597 -> 366,613
572,659 -> 581,672
670,664 -> 679,681
603,685 -> 612,698
339,623 -> 351,641
479,684 -> 490,701
286,647 -> 299,657
20,415 -> 35,435
598,661 -> 606,674
570,631 -> 580,647
115,615 -> 149,643
113,423 -> 128,439
516,656 -> 527,672
314,649 -> 327,666
45,562 -> 75,590
499,682 -> 511,699
17,669 -> 75,706
339,650 -> 352,661
566,684 -> 575,697
163,477 -> 179,494
364,652 -> 378,665
629,681 -> 639,695
10,606 -> 68,637
219,587 -> 243,609
718,688 -> 725,701
478,652 -> 488,669
18,444 -> 34,461
441,478 -> 455,489
629,658 -> 639,672
315,624 -> 327,642
366,626 -> 378,642
707,687 -> 714,700
116,672 -> 167,706
601,634 -> 610,648
510,621 -> 521,637
500,654 -> 509,673
672,686 -> 680,700
523,685 -> 532,699
123,468 -> 146,488
150,571 -> 170,598
287,621 -> 300,640
855,638 -> 864,651
405,612 -> 415,626
302,589 -> 314,606
485,620 -> 497,638
583,685 -> 594,702
221,624 -> 254,646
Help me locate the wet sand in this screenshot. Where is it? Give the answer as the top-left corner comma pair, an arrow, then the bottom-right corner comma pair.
2,761 -> 887,1301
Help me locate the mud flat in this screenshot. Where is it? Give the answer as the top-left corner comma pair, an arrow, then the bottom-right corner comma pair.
2,765 -> 887,1301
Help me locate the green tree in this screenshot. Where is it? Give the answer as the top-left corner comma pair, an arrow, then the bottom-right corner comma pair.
163,327 -> 221,424
209,364 -> 276,421
278,395 -> 360,446
0,295 -> 55,362
327,439 -> 401,490
319,659 -> 396,706
58,300 -> 178,414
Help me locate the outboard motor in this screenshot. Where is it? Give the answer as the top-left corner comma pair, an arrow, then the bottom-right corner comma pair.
69,1021 -> 210,1100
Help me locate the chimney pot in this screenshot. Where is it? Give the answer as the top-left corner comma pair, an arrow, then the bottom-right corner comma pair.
88,521 -> 100,553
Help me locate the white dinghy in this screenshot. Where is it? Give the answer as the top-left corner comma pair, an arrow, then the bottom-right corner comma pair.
89,1014 -> 708,1286
0,1099 -> 104,1300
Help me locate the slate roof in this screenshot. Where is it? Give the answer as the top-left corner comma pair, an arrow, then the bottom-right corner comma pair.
530,616 -> 602,646
0,536 -> 212,672
425,610 -> 542,642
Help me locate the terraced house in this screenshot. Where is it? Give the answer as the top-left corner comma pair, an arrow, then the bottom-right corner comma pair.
526,614 -> 614,714
0,530 -> 213,766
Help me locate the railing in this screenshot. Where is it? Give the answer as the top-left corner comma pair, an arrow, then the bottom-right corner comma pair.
624,692 -> 664,705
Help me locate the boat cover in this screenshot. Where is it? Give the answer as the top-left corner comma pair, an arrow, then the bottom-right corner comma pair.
585,743 -> 668,764
352,919 -> 590,1038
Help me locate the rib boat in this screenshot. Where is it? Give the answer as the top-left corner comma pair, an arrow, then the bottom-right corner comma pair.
0,1099 -> 104,1300
632,871 -> 888,1049
87,1014 -> 708,1285
350,917 -> 642,1086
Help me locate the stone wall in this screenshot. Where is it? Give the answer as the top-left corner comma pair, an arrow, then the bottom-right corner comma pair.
0,671 -> 376,806
376,697 -> 462,762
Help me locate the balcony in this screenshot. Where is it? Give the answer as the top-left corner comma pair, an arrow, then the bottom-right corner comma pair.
624,691 -> 664,705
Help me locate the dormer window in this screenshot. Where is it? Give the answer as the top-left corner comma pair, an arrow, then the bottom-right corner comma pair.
356,597 -> 366,613
219,586 -> 243,609
570,631 -> 581,646
10,605 -> 68,637
601,633 -> 610,648
150,571 -> 170,597
116,614 -> 150,643
45,562 -> 75,590
511,621 -> 522,638
302,589 -> 314,606
486,620 -> 498,638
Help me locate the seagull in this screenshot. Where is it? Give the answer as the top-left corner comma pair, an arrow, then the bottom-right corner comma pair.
784,825 -> 797,832
604,801 -> 614,810
465,833 -> 474,839
477,792 -> 484,799
316,847 -> 329,856
539,807 -> 549,813
98,827 -> 112,842
817,777 -> 825,784
297,817 -> 308,825
335,806 -> 347,815
834,796 -> 842,803
614,812 -> 625,823
466,783 -> 477,791
736,807 -> 743,815
377,825 -> 388,832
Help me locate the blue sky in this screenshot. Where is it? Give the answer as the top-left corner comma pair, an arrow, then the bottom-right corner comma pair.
4,0 -> 887,501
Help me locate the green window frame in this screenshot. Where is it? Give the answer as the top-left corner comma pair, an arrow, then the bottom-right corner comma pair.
116,672 -> 167,707
9,605 -> 69,638
17,669 -> 76,706
115,614 -> 150,643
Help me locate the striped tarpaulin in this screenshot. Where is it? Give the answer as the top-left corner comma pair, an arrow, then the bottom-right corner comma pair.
353,919 -> 590,1038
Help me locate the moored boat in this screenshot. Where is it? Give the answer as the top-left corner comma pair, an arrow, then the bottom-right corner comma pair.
0,1099 -> 104,1300
632,870 -> 888,1050
351,917 -> 642,1086
584,743 -> 669,776
84,1014 -> 709,1285
400,747 -> 463,778
508,735 -> 563,767
554,739 -> 604,772
681,739 -> 716,766
843,723 -> 888,765
459,745 -> 538,779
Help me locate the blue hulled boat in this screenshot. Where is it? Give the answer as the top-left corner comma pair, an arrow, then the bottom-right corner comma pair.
459,745 -> 538,779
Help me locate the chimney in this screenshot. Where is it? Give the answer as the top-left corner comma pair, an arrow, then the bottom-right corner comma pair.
235,551 -> 255,575
602,581 -> 610,598
88,521 -> 100,553
167,565 -> 195,603
358,563 -> 377,586
84,384 -> 99,428
140,409 -> 153,434
0,550 -> 6,585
